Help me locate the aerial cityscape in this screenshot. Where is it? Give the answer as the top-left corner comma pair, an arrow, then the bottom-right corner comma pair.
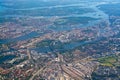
0,0 -> 120,80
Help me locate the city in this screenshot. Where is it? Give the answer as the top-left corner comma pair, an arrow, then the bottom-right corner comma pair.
0,0 -> 120,80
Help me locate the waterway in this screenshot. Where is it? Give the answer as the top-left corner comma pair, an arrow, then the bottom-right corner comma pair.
0,31 -> 40,44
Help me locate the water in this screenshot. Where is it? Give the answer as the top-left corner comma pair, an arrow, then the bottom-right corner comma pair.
0,6 -> 5,12
0,55 -> 16,63
32,41 -> 90,53
0,31 -> 40,44
0,0 -> 117,53
14,31 -> 40,41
